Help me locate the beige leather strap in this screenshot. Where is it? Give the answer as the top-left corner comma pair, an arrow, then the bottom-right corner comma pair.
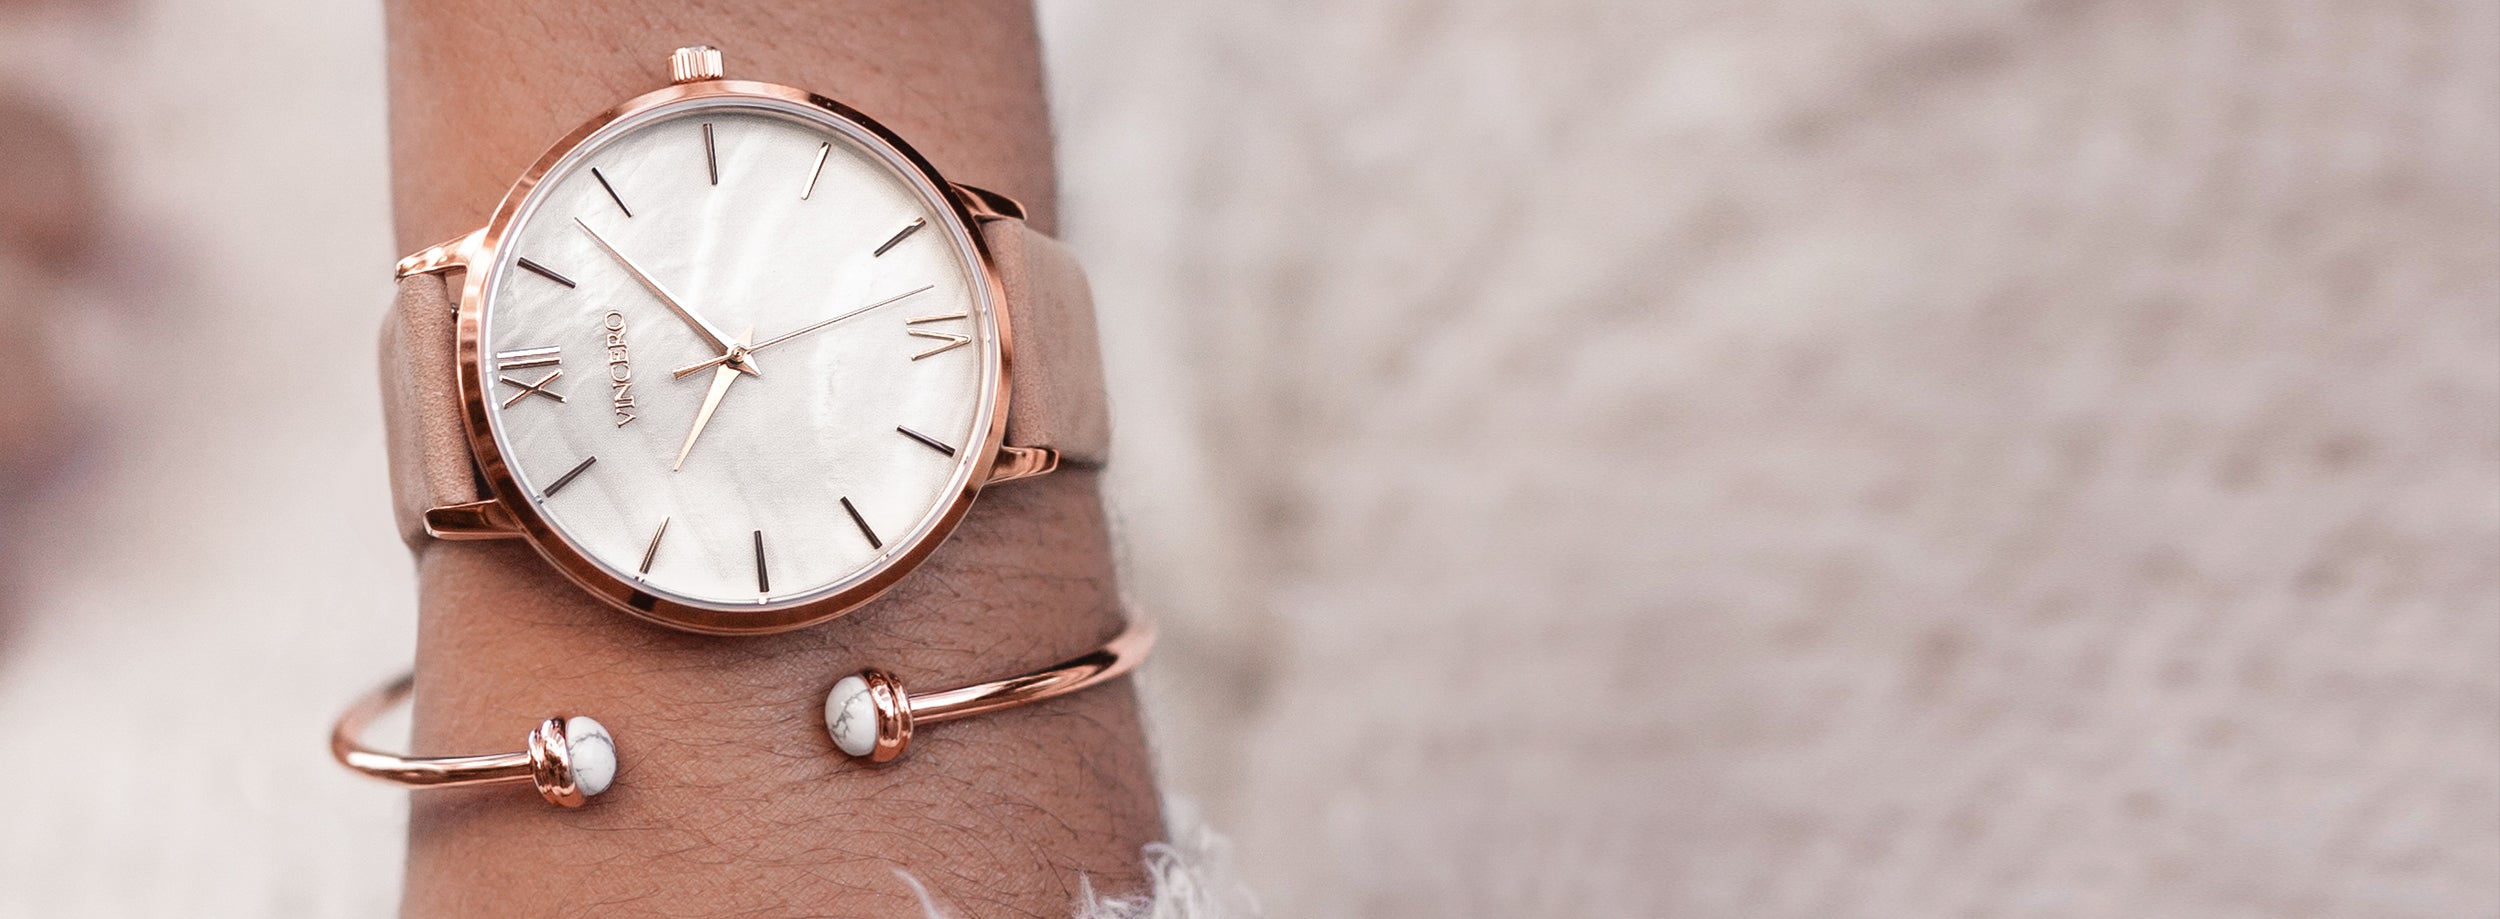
379,216 -> 1108,550
981,217 -> 1110,468
380,271 -> 475,548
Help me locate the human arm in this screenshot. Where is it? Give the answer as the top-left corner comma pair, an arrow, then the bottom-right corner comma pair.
386,3 -> 1160,915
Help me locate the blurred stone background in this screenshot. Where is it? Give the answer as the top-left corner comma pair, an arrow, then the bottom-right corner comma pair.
0,1 -> 2493,917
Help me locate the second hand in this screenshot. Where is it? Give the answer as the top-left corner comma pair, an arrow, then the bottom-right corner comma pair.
672,284 -> 936,379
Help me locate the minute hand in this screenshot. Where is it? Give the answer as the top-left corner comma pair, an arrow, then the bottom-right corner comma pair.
575,218 -> 754,374
671,284 -> 935,378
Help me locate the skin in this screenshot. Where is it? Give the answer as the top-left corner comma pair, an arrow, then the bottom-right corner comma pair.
387,3 -> 1159,915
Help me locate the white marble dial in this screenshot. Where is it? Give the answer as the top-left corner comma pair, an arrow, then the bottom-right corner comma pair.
478,100 -> 997,610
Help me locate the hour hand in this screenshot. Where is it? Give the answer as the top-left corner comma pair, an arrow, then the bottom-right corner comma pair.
575,217 -> 757,375
674,328 -> 754,471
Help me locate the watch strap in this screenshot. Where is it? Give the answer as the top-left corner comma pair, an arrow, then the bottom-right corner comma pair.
379,215 -> 1108,552
981,217 -> 1110,470
380,270 -> 473,549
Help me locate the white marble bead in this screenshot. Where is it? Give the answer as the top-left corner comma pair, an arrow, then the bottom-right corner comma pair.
825,675 -> 879,758
564,716 -> 617,797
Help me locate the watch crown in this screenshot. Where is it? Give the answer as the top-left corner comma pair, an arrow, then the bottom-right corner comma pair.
669,45 -> 724,83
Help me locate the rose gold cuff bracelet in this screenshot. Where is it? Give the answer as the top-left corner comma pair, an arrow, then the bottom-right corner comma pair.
330,617 -> 1153,808
330,675 -> 615,807
824,619 -> 1156,764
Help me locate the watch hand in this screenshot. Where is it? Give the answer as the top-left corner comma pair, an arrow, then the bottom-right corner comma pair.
575,218 -> 759,376
671,284 -> 936,379
673,328 -> 754,471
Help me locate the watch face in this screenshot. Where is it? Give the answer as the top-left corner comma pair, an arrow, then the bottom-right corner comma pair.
470,92 -> 1001,626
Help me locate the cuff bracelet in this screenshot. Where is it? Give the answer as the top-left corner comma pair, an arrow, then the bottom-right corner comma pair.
330,617 -> 1153,807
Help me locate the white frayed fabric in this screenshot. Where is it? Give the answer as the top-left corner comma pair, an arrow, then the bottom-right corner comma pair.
905,798 -> 1257,919
898,870 -> 954,919
1073,799 -> 1258,919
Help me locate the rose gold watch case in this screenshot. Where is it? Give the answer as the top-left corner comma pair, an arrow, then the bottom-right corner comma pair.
446,76 -> 1015,635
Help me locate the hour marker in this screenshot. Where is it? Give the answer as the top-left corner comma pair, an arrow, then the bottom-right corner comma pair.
752,529 -> 771,593
840,496 -> 883,549
516,258 -> 576,288
591,167 -> 633,217
543,455 -> 597,497
702,122 -> 718,186
906,312 -> 971,360
801,142 -> 831,200
498,369 -> 566,407
873,218 -> 925,257
896,425 -> 957,457
495,346 -> 562,370
638,516 -> 669,576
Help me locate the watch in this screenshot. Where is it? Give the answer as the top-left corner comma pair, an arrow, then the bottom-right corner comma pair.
380,45 -> 1107,635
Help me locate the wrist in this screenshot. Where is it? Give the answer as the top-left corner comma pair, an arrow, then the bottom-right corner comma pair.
402,470 -> 1159,914
381,10 -> 1155,911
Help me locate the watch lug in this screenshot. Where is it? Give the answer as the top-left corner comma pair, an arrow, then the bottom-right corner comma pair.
395,226 -> 487,279
987,445 -> 1059,484
423,497 -> 522,540
949,183 -> 1026,223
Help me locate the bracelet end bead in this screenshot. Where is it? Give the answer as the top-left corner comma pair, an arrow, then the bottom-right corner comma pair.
827,670 -> 914,764
527,715 -> 617,807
